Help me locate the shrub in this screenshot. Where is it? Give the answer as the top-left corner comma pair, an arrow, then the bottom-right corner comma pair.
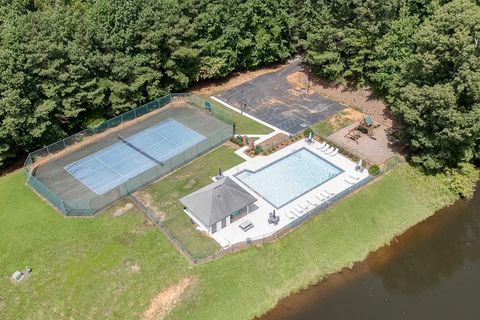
368,165 -> 381,175
303,127 -> 314,138
254,145 -> 263,155
436,163 -> 479,198
230,135 -> 244,146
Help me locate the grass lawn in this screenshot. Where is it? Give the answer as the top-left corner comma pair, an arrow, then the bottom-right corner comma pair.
0,146 -> 458,319
311,108 -> 358,137
186,95 -> 274,135
169,165 -> 458,320
137,145 -> 245,258
0,172 -> 190,319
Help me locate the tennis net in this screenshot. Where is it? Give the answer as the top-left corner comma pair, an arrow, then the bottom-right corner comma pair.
117,134 -> 164,166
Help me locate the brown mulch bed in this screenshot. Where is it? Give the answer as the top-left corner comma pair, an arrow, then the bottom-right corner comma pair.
258,133 -> 290,150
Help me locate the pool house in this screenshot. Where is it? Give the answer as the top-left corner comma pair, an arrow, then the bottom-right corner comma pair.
180,177 -> 257,234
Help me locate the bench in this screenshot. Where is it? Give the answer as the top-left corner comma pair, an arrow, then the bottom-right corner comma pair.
239,220 -> 254,232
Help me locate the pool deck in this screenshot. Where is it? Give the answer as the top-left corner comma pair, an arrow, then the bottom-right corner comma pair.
211,139 -> 370,247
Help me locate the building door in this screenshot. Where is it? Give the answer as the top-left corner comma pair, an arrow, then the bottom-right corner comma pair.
221,218 -> 226,228
211,223 -> 217,234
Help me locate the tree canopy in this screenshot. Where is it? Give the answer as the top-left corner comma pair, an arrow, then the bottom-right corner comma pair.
0,0 -> 479,172
0,0 -> 294,166
303,0 -> 480,171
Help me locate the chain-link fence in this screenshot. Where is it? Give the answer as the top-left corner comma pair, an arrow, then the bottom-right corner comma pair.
24,94 -> 233,216
185,95 -> 236,127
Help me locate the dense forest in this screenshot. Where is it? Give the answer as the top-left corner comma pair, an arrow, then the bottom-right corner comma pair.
1,0 -> 479,174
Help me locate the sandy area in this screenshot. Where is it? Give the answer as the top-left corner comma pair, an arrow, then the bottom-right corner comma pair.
327,108 -> 365,131
328,122 -> 402,165
111,202 -> 134,217
134,191 -> 166,221
142,277 -> 193,320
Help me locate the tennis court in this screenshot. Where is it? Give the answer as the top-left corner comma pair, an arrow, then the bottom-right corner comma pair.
65,119 -> 206,195
26,95 -> 233,216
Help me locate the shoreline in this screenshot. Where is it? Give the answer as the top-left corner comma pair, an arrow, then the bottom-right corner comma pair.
168,164 -> 463,319
257,182 -> 480,319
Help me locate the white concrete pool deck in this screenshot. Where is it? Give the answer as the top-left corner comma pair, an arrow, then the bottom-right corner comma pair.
211,139 -> 370,247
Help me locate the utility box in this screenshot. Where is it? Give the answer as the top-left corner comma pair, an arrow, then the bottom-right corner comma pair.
11,271 -> 23,283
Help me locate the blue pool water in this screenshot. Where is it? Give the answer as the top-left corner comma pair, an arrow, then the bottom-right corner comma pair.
235,149 -> 342,208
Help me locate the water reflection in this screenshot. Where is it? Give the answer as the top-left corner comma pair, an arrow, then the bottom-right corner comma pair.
369,192 -> 480,295
261,184 -> 480,320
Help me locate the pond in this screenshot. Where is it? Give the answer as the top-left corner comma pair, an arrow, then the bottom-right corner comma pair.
260,183 -> 480,320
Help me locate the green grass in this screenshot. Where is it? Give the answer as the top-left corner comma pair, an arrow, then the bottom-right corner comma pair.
0,148 -> 459,319
186,95 -> 273,135
138,145 -> 245,258
0,173 -> 190,319
169,165 -> 458,320
311,110 -> 356,137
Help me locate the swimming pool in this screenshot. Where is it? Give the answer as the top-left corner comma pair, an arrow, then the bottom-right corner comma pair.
235,148 -> 342,208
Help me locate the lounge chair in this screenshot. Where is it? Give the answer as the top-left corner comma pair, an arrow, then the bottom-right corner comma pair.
325,189 -> 335,196
329,148 -> 339,156
320,144 -> 330,151
344,178 -> 355,185
294,206 -> 304,214
316,142 -> 326,150
324,147 -> 336,155
315,194 -> 325,201
299,202 -> 309,210
307,198 -> 318,207
319,191 -> 330,199
323,147 -> 334,154
286,210 -> 297,219
222,237 -> 231,247
349,174 -> 360,180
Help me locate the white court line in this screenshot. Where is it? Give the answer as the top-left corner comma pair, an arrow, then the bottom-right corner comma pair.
67,118 -> 208,195
210,96 -> 289,135
94,155 -> 128,179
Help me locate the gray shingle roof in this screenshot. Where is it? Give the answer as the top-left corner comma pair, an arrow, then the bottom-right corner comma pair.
180,177 -> 256,227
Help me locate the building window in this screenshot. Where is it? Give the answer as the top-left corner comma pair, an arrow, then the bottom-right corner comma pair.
221,218 -> 226,228
211,223 -> 217,234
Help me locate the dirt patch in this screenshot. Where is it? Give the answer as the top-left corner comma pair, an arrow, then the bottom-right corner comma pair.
134,191 -> 166,221
329,122 -> 403,165
224,140 -> 241,150
287,71 -> 309,89
184,179 -> 196,190
143,277 -> 194,320
327,108 -> 364,131
288,70 -> 392,127
258,133 -> 290,150
130,263 -> 141,273
112,202 -> 134,217
190,63 -> 288,96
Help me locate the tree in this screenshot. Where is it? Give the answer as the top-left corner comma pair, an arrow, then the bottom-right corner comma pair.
0,0 -> 295,167
392,0 -> 480,170
304,0 -> 400,82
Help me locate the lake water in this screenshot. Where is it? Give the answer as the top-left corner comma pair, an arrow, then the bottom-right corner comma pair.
260,183 -> 480,320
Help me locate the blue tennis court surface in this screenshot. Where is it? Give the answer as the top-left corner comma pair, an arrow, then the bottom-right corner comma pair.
65,119 -> 206,195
